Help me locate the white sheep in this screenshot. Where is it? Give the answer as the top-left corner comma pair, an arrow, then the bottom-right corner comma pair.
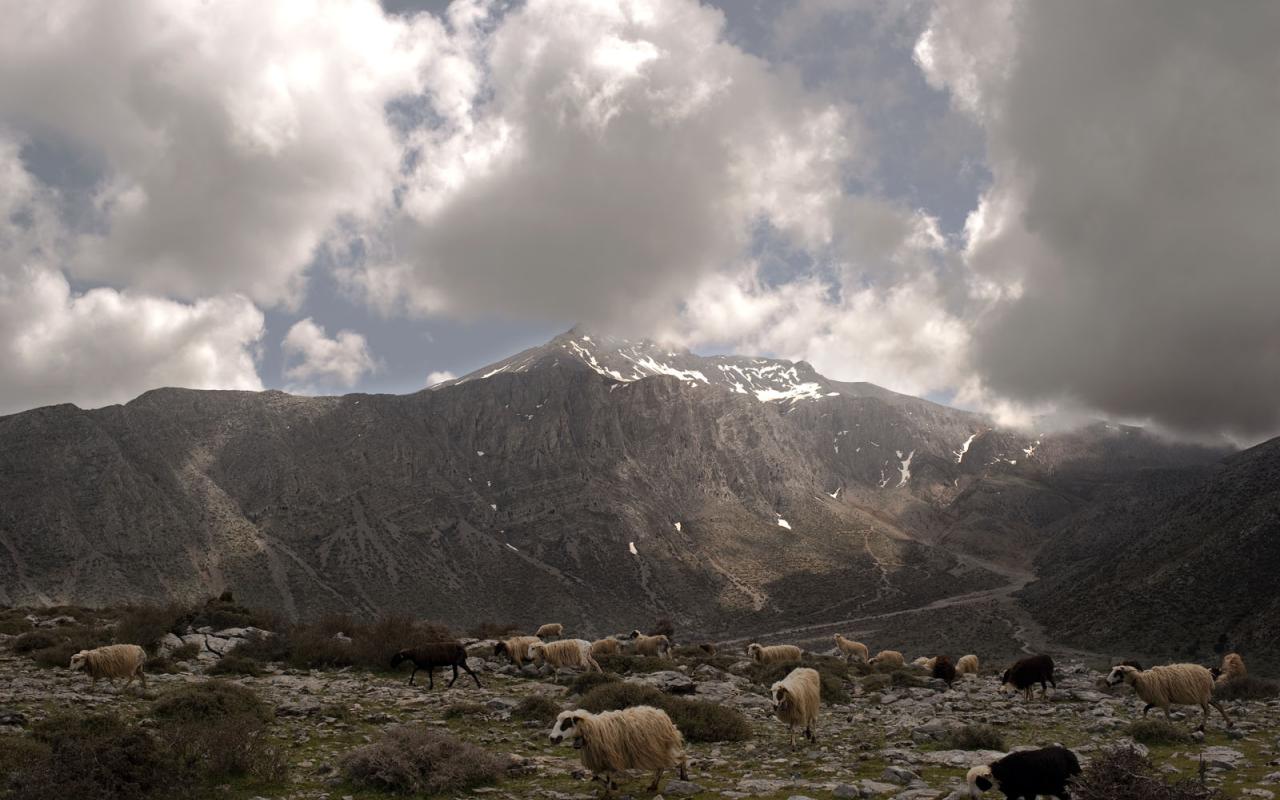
771,666 -> 821,748
956,654 -> 980,676
536,622 -> 564,639
591,637 -> 622,657
530,638 -> 602,672
746,643 -> 802,665
549,706 -> 689,797
69,644 -> 148,692
629,631 -> 671,659
1105,664 -> 1233,730
495,635 -> 543,666
912,656 -> 937,670
1216,653 -> 1246,685
833,634 -> 868,662
868,649 -> 905,669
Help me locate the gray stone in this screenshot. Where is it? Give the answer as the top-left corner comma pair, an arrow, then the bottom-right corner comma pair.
633,670 -> 696,694
663,780 -> 704,796
738,778 -> 791,794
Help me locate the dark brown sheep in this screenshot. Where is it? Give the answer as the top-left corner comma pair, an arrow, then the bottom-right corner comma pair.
931,655 -> 957,686
390,643 -> 481,689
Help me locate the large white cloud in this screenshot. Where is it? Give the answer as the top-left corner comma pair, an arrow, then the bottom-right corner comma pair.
0,0 -> 436,307
282,318 -> 377,391
918,0 -> 1280,438
340,0 -> 856,328
0,135 -> 264,416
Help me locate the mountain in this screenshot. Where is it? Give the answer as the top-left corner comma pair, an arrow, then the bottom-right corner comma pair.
0,327 -> 1234,646
1020,436 -> 1280,662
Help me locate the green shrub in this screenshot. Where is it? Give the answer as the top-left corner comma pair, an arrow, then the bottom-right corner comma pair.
170,642 -> 201,661
156,714 -> 287,784
225,630 -> 289,664
27,625 -> 113,669
1213,676 -> 1280,701
861,673 -> 890,692
151,680 -> 272,723
285,625 -> 355,670
11,630 -> 59,653
566,670 -> 621,695
1125,719 -> 1192,745
1072,746 -> 1226,800
9,713 -> 172,800
577,682 -> 751,742
181,596 -> 276,632
890,669 -> 926,688
144,654 -> 183,675
595,654 -> 675,674
443,702 -> 488,719
114,604 -> 185,653
945,724 -> 1006,751
208,654 -> 264,677
340,726 -> 508,795
512,694 -> 561,723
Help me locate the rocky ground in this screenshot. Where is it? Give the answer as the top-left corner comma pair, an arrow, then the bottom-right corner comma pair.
3,625 -> 1280,800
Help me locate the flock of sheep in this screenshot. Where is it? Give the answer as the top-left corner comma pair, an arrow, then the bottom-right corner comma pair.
62,624 -> 1254,799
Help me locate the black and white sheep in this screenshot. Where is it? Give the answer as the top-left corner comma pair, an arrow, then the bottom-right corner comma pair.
966,745 -> 1081,799
1000,654 -> 1055,701
390,643 -> 481,689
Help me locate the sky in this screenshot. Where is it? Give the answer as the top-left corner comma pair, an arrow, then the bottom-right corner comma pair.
0,0 -> 1277,443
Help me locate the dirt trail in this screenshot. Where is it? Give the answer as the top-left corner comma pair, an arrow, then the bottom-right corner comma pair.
719,551 -> 1103,661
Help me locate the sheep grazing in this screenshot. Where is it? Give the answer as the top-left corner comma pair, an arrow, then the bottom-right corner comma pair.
967,745 -> 1081,799
68,644 -> 148,692
1000,654 -> 1055,701
1214,652 -> 1246,685
536,622 -> 564,639
390,643 -> 481,690
932,655 -> 957,686
771,666 -> 821,748
956,654 -> 980,676
746,643 -> 803,665
494,635 -> 543,666
913,656 -> 937,670
868,649 -> 905,669
549,707 -> 688,797
629,631 -> 672,659
530,639 -> 602,672
833,634 -> 868,663
1106,663 -> 1232,730
591,638 -> 622,658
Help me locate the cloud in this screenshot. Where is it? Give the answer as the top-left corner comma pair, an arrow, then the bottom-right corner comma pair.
341,0 -> 856,328
282,318 -> 377,391
0,0 -> 435,307
0,134 -> 265,415
425,370 -> 456,387
919,0 -> 1280,438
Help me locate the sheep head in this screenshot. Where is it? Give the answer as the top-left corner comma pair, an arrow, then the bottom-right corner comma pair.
1105,665 -> 1138,686
770,683 -> 791,714
549,710 -> 589,749
966,765 -> 994,796
629,630 -> 642,639
68,651 -> 89,671
746,643 -> 762,659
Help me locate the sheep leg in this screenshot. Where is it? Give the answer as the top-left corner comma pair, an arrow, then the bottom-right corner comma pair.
460,660 -> 483,688
647,768 -> 663,791
426,667 -> 435,690
448,663 -> 461,687
136,665 -> 147,692
1209,700 -> 1233,728
407,665 -> 417,686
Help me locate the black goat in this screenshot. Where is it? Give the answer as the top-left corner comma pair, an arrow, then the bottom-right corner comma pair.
1001,654 -> 1055,701
967,745 -> 1081,799
390,643 -> 482,689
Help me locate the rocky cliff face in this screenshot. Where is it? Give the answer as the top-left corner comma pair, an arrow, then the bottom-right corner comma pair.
0,328 -> 1239,645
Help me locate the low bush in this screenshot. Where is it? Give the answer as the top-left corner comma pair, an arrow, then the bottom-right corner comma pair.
945,724 -> 1006,751
890,669 -> 927,688
566,669 -> 621,695
577,683 -> 751,742
157,714 -> 287,785
1125,719 -> 1193,745
144,654 -> 183,675
512,694 -> 562,723
340,726 -> 508,795
595,654 -> 675,674
11,630 -> 59,653
1073,746 -> 1226,800
114,603 -> 185,653
8,712 -> 172,800
26,625 -> 112,669
1213,676 -> 1280,701
208,653 -> 264,677
151,680 -> 272,723
170,642 -> 201,661
861,673 -> 890,692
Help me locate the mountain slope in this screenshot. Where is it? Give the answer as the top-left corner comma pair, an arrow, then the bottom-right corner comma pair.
1020,437 -> 1280,662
